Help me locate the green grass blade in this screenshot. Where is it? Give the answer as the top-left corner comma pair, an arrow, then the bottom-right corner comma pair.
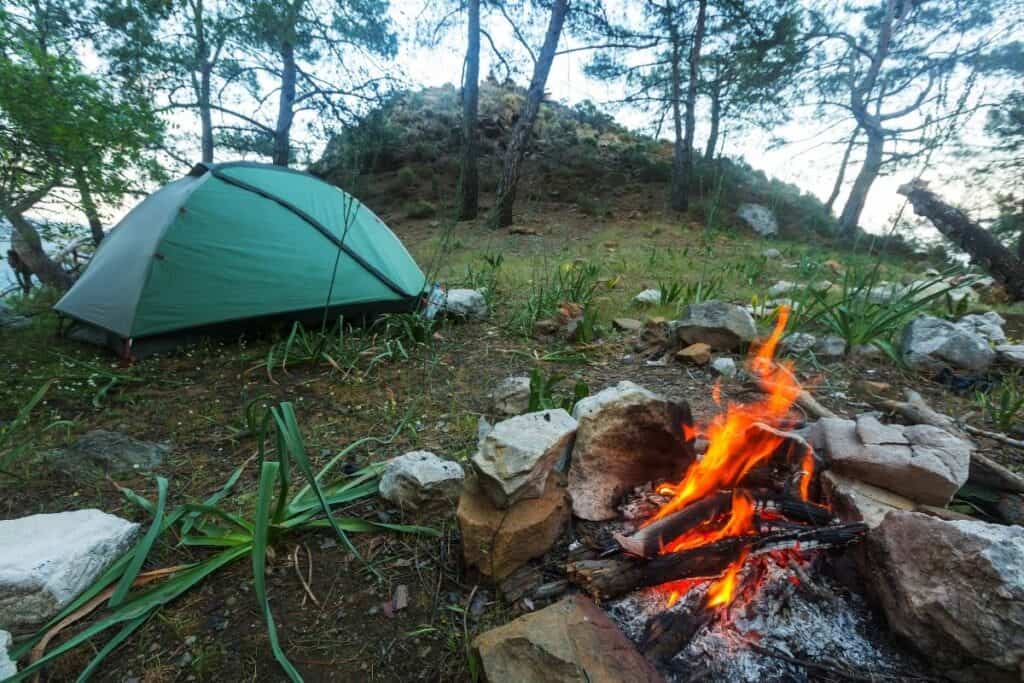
180,460 -> 249,536
75,612 -> 150,683
300,517 -> 440,536
178,503 -> 255,534
253,460 -> 303,682
109,477 -> 168,608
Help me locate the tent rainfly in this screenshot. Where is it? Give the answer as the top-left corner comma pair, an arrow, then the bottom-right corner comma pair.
55,162 -> 426,356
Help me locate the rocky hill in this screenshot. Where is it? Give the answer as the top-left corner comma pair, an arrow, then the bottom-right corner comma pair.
310,79 -> 841,242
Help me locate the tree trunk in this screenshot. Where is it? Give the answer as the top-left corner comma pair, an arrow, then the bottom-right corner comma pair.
825,129 -> 858,214
838,129 -> 883,235
73,167 -> 105,245
898,180 -> 1024,301
675,0 -> 707,213
273,41 -> 297,167
490,0 -> 568,228
458,0 -> 481,221
0,200 -> 73,290
199,64 -> 214,163
703,82 -> 721,161
668,7 -> 686,211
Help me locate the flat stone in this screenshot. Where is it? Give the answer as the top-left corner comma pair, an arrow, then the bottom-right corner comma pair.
672,301 -> 758,351
768,281 -> 797,297
473,594 -> 664,683
675,342 -> 711,365
736,203 -> 778,236
378,451 -> 464,511
612,318 -> 643,332
814,335 -> 847,358
633,289 -> 661,306
472,410 -> 577,508
56,430 -> 169,473
457,473 -> 570,580
441,289 -> 488,320
711,357 -> 738,378
0,630 -> 15,680
762,248 -> 782,259
568,381 -> 694,521
996,344 -> 1024,368
489,376 -> 531,417
814,416 -> 970,506
866,512 -> 1024,681
821,470 -> 915,528
901,315 -> 995,374
0,509 -> 139,631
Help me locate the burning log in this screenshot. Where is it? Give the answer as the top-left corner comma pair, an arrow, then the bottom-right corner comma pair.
567,523 -> 866,601
641,599 -> 714,662
614,490 -> 834,558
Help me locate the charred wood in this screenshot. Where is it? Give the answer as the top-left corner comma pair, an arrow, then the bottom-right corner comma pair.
641,599 -> 714,662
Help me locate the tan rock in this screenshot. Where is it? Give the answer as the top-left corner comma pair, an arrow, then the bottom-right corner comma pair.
457,473 -> 570,579
473,594 -> 664,683
822,470 -> 915,528
612,317 -> 643,332
676,342 -> 712,365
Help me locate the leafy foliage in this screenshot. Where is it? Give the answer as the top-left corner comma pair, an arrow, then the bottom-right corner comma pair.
975,371 -> 1024,432
528,367 -> 589,412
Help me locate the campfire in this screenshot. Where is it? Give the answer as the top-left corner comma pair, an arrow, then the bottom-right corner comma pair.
566,307 -> 868,664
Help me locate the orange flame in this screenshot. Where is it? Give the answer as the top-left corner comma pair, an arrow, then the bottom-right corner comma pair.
707,549 -> 749,608
799,448 -> 815,502
649,307 -> 798,523
660,490 -> 756,554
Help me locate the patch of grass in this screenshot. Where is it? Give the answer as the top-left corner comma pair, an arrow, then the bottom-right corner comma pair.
528,367 -> 589,412
404,200 -> 437,219
976,371 -> 1024,432
8,402 -> 438,682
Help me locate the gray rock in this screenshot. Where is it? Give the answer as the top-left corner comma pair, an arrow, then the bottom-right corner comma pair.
710,357 -> 738,378
56,430 -> 169,473
767,281 -> 796,297
813,416 -> 971,506
489,376 -> 532,417
672,301 -> 758,351
901,315 -> 995,374
0,629 -> 15,680
736,203 -> 778,236
0,509 -> 139,630
850,343 -> 884,360
633,289 -> 661,306
821,470 -> 916,528
956,311 -> 1007,344
762,248 -> 782,259
905,278 -> 977,306
568,381 -> 694,521
814,335 -> 847,358
811,279 -> 835,294
867,512 -> 1024,681
996,344 -> 1024,368
378,451 -> 464,511
781,332 -> 816,354
472,410 -> 577,508
441,289 -> 488,320
866,282 -> 901,304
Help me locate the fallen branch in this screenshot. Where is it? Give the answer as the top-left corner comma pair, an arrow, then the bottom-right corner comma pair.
752,375 -> 837,419
964,425 -> 1024,451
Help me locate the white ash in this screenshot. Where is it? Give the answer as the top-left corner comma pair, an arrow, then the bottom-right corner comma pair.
606,554 -> 922,682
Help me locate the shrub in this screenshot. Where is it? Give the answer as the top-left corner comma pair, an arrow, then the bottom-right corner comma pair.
405,200 -> 437,219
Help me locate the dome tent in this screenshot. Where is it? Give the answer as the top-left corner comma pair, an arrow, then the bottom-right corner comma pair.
55,162 -> 426,356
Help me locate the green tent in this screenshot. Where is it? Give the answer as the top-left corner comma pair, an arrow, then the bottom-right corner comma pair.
55,162 -> 426,355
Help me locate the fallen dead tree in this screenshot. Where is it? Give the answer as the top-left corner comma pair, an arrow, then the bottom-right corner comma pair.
898,179 -> 1024,300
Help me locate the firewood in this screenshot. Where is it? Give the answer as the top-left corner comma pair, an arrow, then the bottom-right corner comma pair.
567,523 -> 866,601
614,491 -> 834,558
750,375 -> 837,419
641,599 -> 713,662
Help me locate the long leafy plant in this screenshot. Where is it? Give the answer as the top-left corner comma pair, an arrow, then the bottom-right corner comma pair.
8,402 -> 437,682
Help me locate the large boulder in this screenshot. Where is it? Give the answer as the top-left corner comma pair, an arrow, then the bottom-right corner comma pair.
441,289 -> 488,320
378,451 -> 464,511
866,512 -> 1024,682
0,630 -> 15,680
0,509 -> 139,631
473,594 -> 664,683
736,203 -> 778,237
489,376 -> 532,416
672,301 -> 758,351
568,381 -> 694,521
54,430 -> 169,474
457,473 -> 570,580
812,415 -> 971,506
901,315 -> 995,374
472,410 -> 577,508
